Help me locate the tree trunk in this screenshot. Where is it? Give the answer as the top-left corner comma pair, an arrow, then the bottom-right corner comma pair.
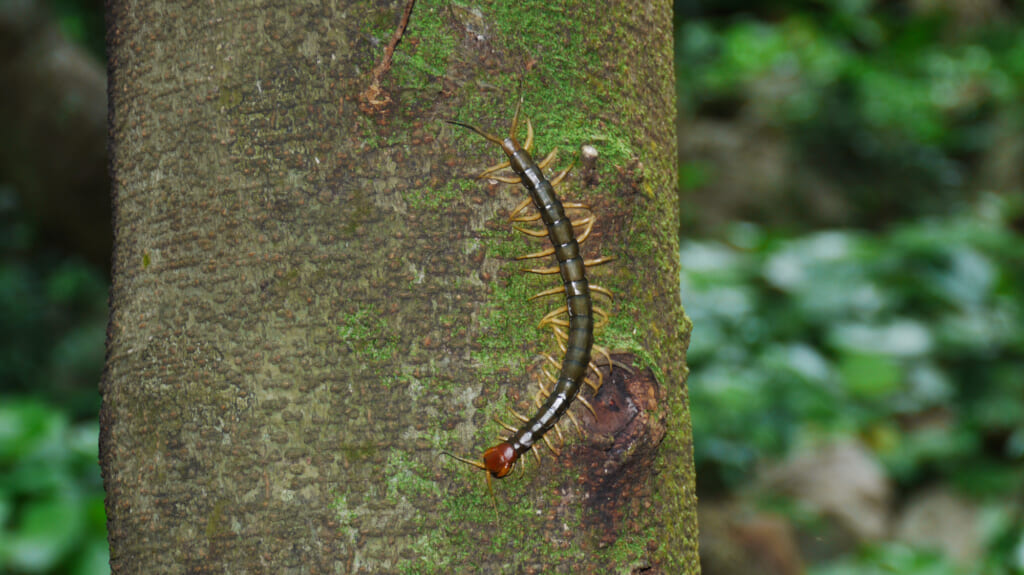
101,0 -> 697,573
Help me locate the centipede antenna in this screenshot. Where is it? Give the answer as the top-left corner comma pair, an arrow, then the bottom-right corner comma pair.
442,451 -> 488,471
445,120 -> 504,146
509,98 -> 524,147
523,117 -> 534,151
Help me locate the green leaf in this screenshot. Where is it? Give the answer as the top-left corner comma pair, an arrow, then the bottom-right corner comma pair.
838,352 -> 903,399
7,494 -> 84,572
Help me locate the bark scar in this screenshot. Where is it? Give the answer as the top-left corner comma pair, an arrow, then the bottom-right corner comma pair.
577,353 -> 667,545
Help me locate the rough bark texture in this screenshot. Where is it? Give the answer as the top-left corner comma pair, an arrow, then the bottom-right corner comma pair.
102,0 -> 696,573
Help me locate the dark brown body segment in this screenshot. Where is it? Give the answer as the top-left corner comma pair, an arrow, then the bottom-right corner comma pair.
502,146 -> 592,456
446,109 -> 597,478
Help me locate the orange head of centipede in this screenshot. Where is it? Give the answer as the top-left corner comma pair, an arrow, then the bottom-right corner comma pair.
482,442 -> 518,478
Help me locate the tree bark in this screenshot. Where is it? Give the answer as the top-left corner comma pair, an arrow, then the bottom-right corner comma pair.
101,0 -> 697,573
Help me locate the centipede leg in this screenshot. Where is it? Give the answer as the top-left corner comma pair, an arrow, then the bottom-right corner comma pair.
565,409 -> 584,436
585,256 -> 615,267
513,224 -> 550,238
479,160 -> 511,178
541,434 -> 561,456
585,365 -> 603,392
576,394 -> 597,417
549,167 -> 571,188
574,216 -> 596,245
537,148 -> 557,170
538,306 -> 570,329
509,197 -> 534,222
488,174 -> 523,185
528,285 -> 564,301
517,246 -> 556,261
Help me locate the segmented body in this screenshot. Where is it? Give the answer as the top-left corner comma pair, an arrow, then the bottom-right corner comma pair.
447,105 -> 609,479
491,134 -> 593,474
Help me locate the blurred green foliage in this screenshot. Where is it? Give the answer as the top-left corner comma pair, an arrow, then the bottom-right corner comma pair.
676,0 -> 1024,225
682,193 -> 1024,570
0,400 -> 109,575
48,0 -> 105,60
0,189 -> 107,420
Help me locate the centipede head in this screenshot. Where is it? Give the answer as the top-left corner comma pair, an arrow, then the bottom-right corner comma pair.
482,442 -> 518,478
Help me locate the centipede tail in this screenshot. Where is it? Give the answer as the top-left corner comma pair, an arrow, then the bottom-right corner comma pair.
446,101 -> 618,482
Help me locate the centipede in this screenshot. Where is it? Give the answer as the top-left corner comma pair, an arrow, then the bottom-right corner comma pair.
445,101 -> 616,488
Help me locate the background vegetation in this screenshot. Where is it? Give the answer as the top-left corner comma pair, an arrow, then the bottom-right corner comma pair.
1,0 -> 1021,572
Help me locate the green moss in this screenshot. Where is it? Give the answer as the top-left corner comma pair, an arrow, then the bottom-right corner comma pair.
384,451 -> 443,504
337,304 -> 399,363
336,443 -> 378,462
403,178 -> 472,212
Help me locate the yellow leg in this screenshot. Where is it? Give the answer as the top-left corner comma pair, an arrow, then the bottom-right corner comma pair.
508,197 -> 534,221
510,211 -> 543,223
575,394 -> 597,417
513,224 -> 549,238
549,167 -> 571,187
528,285 -> 564,301
516,246 -> 556,261
542,434 -> 561,456
590,284 -> 614,300
537,148 -> 557,170
479,160 -> 511,178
